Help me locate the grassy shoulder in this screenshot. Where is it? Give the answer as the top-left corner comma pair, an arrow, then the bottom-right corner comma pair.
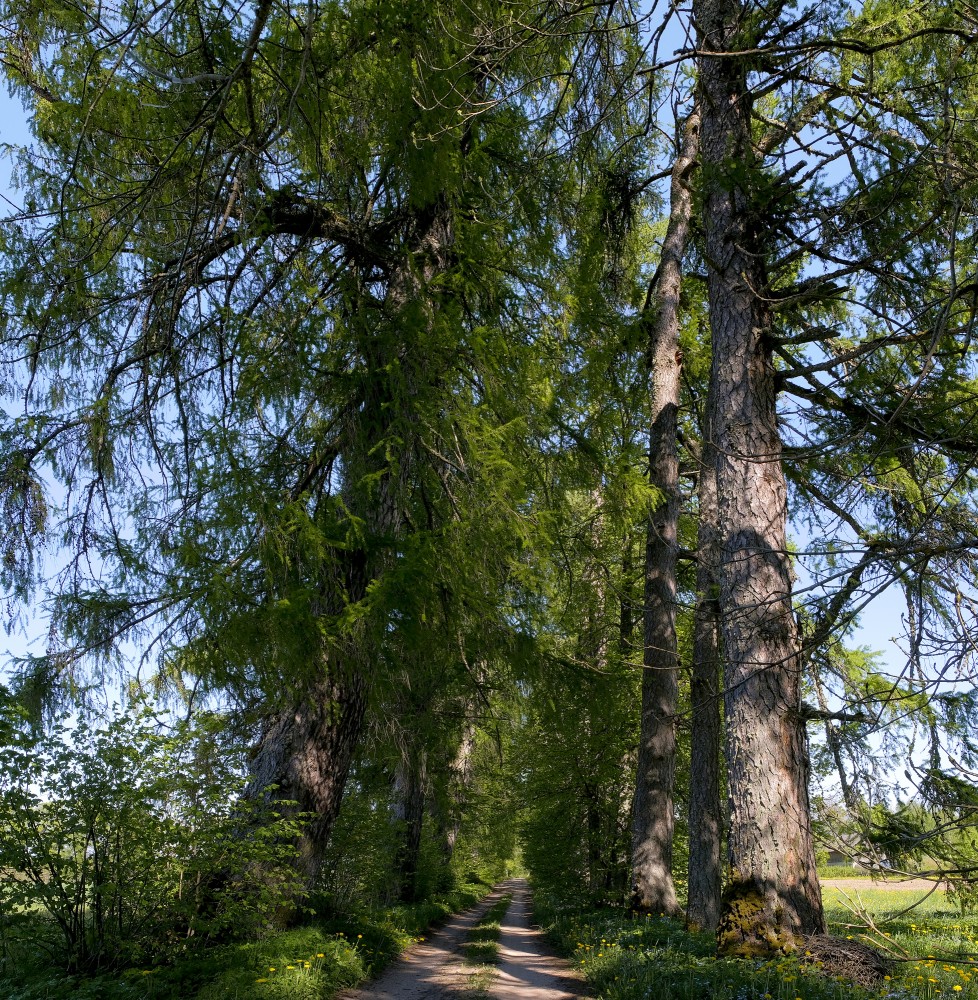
534,883 -> 978,1000
0,881 -> 494,1000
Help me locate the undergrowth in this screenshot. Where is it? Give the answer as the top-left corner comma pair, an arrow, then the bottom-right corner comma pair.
534,884 -> 978,1000
0,881 -> 492,1000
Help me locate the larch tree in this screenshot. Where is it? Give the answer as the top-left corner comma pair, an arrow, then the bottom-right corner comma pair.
0,0 -> 590,894
692,0 -> 827,949
630,106 -> 699,917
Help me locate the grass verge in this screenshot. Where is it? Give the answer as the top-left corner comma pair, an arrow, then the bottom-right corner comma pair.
459,891 -> 513,998
534,883 -> 978,1000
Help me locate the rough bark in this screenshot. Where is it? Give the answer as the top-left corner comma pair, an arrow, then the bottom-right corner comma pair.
694,0 -> 825,952
439,716 -> 477,867
686,442 -> 724,932
630,109 -> 699,917
247,668 -> 369,892
393,747 -> 428,903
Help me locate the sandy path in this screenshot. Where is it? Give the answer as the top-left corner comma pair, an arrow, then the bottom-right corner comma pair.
339,879 -> 586,1000
491,879 -> 585,1000
337,888 -> 506,1000
821,878 -> 947,892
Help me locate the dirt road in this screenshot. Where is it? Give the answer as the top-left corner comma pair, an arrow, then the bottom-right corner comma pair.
493,880 -> 584,1000
821,878 -> 947,892
339,879 -> 585,1000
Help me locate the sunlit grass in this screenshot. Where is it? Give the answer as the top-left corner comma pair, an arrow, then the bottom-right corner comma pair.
462,891 -> 512,962
460,891 -> 513,997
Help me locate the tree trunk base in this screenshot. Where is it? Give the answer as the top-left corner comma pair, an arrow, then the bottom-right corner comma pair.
716,880 -> 818,957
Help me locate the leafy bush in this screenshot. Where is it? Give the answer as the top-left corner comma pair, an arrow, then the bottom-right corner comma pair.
0,702 -> 306,972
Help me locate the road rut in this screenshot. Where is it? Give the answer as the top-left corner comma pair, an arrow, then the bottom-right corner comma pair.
340,878 -> 586,1000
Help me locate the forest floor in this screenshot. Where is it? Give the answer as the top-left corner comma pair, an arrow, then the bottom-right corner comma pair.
340,879 -> 584,1000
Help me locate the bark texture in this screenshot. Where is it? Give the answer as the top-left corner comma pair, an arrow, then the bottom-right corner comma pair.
686,442 -> 723,932
630,110 -> 700,916
439,715 -> 477,866
393,746 -> 428,903
694,0 -> 824,952
248,669 -> 369,892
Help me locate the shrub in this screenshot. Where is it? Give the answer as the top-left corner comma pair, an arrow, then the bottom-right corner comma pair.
0,702 -> 306,972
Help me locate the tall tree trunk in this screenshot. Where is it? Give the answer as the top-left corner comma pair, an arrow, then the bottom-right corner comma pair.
245,201 -> 454,903
247,667 -> 369,893
694,0 -> 824,952
630,109 -> 699,917
438,714 -> 477,869
393,746 -> 428,903
687,443 -> 723,932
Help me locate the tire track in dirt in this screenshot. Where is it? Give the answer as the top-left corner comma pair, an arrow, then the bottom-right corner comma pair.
491,879 -> 585,1000
340,879 -> 586,999
337,884 -> 507,1000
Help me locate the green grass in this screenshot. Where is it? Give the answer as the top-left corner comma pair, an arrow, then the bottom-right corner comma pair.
534,881 -> 978,1000
459,891 -> 513,998
0,881 -> 494,1000
462,892 -> 513,964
